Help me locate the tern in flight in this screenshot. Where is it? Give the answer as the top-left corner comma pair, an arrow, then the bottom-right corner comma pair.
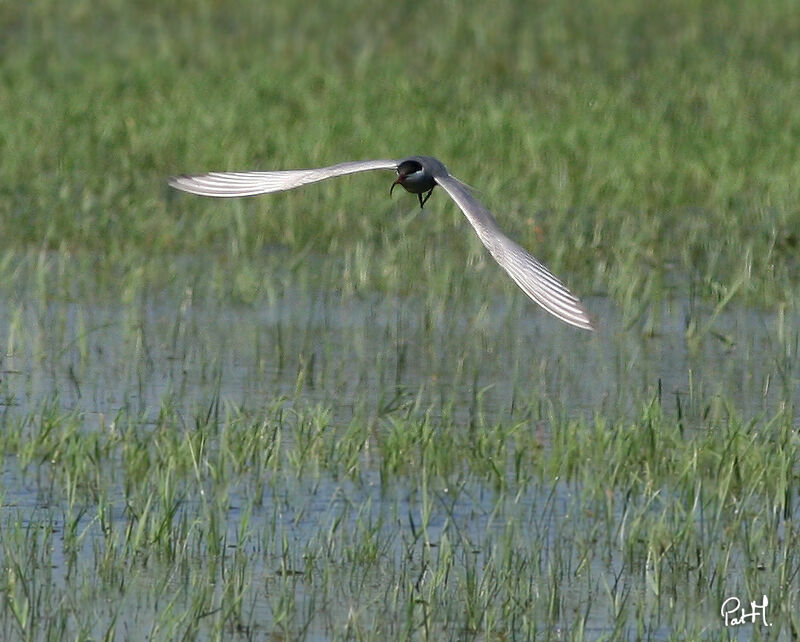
169,156 -> 593,330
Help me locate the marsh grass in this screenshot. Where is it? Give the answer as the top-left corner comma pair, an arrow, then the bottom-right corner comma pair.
2,0 -> 800,639
0,248 -> 798,639
2,1 -> 800,311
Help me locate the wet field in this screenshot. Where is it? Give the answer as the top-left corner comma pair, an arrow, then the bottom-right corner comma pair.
1,250 -> 796,639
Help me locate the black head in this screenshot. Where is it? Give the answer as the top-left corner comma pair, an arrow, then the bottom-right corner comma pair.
396,159 -> 423,178
390,160 -> 423,196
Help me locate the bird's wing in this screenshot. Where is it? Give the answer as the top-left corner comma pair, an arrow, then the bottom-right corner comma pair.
169,159 -> 400,197
434,173 -> 593,330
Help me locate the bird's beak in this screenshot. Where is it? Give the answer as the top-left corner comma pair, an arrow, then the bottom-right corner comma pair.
390,176 -> 403,197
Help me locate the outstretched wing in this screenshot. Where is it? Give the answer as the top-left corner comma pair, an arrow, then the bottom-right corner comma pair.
435,173 -> 593,330
169,159 -> 400,197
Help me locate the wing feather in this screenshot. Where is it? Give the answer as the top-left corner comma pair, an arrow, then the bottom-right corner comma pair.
169,159 -> 399,197
434,173 -> 593,330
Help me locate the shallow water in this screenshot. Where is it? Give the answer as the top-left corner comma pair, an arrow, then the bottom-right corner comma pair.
2,260 -> 790,429
0,251 -> 795,639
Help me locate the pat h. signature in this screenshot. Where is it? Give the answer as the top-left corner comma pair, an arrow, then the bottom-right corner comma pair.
721,594 -> 771,627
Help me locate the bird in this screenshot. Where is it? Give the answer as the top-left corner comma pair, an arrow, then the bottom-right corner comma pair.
169,156 -> 593,330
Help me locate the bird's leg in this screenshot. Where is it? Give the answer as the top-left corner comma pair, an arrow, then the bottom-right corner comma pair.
418,188 -> 434,209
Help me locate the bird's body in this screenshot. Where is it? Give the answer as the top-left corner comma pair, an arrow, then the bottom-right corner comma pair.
169,156 -> 593,330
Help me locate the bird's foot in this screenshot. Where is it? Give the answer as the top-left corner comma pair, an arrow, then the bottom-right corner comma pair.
418,188 -> 434,208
